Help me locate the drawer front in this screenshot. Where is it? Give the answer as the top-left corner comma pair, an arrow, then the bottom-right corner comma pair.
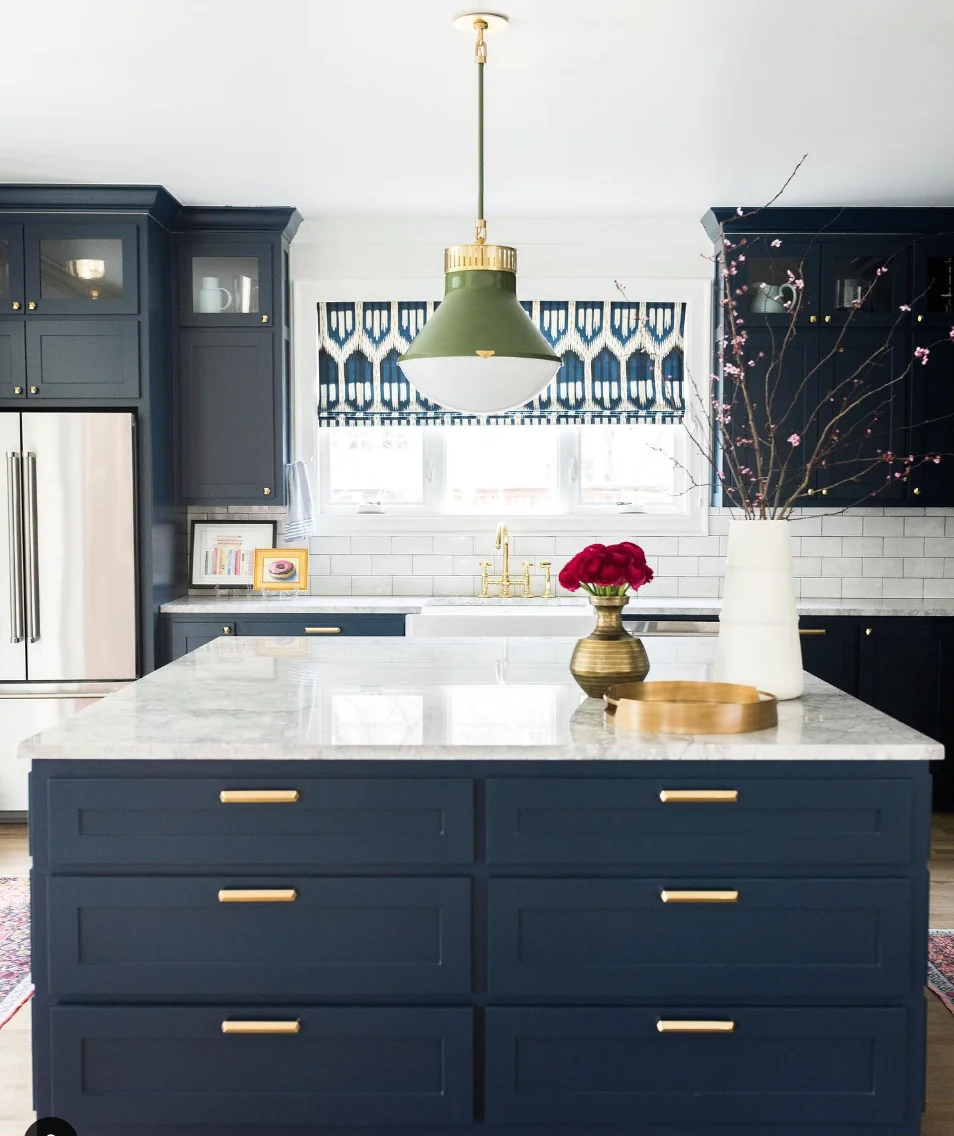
234,614 -> 406,637
485,1007 -> 907,1126
44,777 -> 473,867
488,878 -> 914,998
51,1005 -> 473,1127
486,776 -> 914,866
49,876 -> 471,999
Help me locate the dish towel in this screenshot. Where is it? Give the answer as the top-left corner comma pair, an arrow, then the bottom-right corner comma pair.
282,461 -> 316,542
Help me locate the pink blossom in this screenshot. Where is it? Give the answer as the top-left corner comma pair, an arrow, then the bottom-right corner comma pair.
876,265 -> 889,276
736,207 -> 744,216
899,304 -> 911,312
737,254 -> 746,263
914,346 -> 930,366
770,239 -> 782,248
787,433 -> 801,447
934,456 -> 942,464
949,327 -> 954,341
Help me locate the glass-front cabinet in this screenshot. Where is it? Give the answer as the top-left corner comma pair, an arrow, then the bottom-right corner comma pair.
23,223 -> 139,315
912,237 -> 954,326
733,237 -> 820,325
180,241 -> 273,327
0,225 -> 24,314
817,240 -> 909,326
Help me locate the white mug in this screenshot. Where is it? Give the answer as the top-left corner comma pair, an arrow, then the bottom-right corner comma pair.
750,280 -> 798,314
197,276 -> 233,314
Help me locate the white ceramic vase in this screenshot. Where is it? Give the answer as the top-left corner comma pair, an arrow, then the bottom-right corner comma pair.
714,519 -> 803,700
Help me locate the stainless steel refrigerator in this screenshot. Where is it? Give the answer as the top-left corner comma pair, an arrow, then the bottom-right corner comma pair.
1,411 -> 137,815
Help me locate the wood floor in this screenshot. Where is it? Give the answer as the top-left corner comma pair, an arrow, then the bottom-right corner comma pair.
1,819 -> 953,1135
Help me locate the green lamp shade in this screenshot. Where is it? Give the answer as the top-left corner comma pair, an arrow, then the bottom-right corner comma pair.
398,268 -> 561,414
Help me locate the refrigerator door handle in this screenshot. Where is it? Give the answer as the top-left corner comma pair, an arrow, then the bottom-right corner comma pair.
5,453 -> 24,644
23,451 -> 39,644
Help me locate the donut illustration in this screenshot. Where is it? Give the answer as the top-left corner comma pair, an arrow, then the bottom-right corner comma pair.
267,558 -> 296,580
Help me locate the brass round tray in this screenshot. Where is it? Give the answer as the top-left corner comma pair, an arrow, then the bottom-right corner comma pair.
605,681 -> 778,734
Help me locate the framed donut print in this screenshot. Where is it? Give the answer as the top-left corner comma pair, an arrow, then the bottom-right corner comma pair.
253,547 -> 310,592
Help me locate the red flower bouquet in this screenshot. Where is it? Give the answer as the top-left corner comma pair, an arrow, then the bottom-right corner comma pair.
558,541 -> 653,596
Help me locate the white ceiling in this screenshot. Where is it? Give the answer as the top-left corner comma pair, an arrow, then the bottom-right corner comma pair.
3,0 -> 953,220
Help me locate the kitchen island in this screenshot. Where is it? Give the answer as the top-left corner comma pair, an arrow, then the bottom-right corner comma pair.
23,635 -> 940,1136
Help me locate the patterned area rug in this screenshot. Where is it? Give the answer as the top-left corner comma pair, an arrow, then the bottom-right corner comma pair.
929,929 -> 954,1015
0,877 -> 32,1028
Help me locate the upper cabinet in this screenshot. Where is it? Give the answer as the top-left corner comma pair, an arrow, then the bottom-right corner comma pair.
25,222 -> 139,315
180,239 -> 274,327
0,224 -> 25,313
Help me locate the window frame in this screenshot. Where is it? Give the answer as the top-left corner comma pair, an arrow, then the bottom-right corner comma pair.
293,276 -> 712,536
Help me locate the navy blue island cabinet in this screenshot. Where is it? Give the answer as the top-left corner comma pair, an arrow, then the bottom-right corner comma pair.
29,756 -> 932,1136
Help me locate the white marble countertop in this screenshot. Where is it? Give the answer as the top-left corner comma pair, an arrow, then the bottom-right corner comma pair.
20,635 -> 942,762
160,595 -> 954,618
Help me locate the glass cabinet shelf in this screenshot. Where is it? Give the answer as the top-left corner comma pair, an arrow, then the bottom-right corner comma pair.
191,255 -> 260,315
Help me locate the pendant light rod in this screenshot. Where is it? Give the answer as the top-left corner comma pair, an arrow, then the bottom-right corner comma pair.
475,18 -> 488,245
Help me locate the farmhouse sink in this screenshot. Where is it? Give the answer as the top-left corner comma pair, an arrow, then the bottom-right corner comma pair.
406,605 -> 596,638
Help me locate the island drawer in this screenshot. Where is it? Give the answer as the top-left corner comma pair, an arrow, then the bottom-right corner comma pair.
48,876 -> 471,999
484,1006 -> 907,1127
486,776 -> 916,866
41,776 -> 474,867
487,877 -> 915,999
50,1005 -> 473,1128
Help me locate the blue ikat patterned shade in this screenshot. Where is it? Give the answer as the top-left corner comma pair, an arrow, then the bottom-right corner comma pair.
318,299 -> 685,426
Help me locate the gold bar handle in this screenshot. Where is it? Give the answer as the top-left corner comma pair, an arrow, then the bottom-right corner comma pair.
218,889 -> 297,903
799,628 -> 827,636
219,789 -> 299,804
222,1020 -> 300,1035
305,627 -> 341,634
657,1020 -> 735,1034
661,890 -> 739,904
659,789 -> 738,803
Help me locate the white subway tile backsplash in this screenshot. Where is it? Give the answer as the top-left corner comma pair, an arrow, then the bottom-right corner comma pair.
393,575 -> 432,595
946,559 -> 954,578
821,558 -> 863,578
330,555 -> 372,575
697,557 -> 726,577
643,537 -> 680,557
841,537 -> 884,558
309,555 -> 331,576
821,517 -> 864,537
787,516 -> 824,536
371,555 -> 413,575
433,575 -> 477,597
412,555 -> 455,575
644,577 -> 679,597
841,578 -> 883,599
659,557 -> 697,577
679,576 -> 720,597
864,557 -> 903,578
678,536 -> 721,556
393,536 -> 432,555
454,555 -> 482,576
433,535 -> 475,556
512,536 -> 556,555
862,517 -> 905,537
309,576 -> 353,596
924,538 -> 954,558
884,537 -> 923,558
801,537 -> 843,557
924,580 -> 954,598
903,558 -> 946,577
947,516 -> 954,538
881,579 -> 925,599
311,536 -> 351,555
799,578 -> 842,598
351,576 -> 393,595
904,517 -> 946,537
792,557 -> 822,577
350,536 -> 392,555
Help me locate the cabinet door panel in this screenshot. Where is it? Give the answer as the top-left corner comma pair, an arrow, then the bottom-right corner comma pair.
0,323 -> 26,398
0,223 -> 24,314
25,320 -> 140,399
814,328 -> 906,504
799,618 -> 859,694
910,332 -> 954,505
819,239 -> 909,326
24,222 -> 139,315
179,240 -> 275,328
731,237 -> 821,326
178,329 -> 282,503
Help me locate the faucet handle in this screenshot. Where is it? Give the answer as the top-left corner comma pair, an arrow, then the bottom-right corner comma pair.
521,560 -> 534,599
478,561 -> 493,599
538,560 -> 553,599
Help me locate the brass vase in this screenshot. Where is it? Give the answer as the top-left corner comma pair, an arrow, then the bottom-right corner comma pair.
569,594 -> 650,699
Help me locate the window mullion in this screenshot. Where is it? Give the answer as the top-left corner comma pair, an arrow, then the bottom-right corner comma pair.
424,428 -> 444,512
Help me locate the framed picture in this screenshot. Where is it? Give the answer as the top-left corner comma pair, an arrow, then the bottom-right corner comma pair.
190,520 -> 278,588
253,547 -> 310,592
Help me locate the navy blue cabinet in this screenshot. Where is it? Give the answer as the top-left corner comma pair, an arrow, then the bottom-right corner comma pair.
24,221 -> 140,316
0,322 -> 26,396
25,318 -> 140,399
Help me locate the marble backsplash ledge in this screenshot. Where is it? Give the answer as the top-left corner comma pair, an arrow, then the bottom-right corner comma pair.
181,505 -> 954,601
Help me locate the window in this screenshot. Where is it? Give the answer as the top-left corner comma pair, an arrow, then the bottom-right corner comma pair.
319,422 -> 687,515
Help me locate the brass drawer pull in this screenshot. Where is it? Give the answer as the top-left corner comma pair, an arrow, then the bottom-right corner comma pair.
799,628 -> 827,636
659,789 -> 738,803
661,889 -> 739,904
657,1020 -> 735,1034
218,888 -> 297,903
222,1020 -> 300,1035
219,789 -> 299,804
305,626 -> 342,634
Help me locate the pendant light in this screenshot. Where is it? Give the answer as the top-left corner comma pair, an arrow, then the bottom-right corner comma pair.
398,11 -> 561,414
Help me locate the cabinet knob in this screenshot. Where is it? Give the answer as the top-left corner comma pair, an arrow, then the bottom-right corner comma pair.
809,315 -> 817,324
13,386 -> 22,395
824,314 -> 831,323
821,488 -> 828,496
29,386 -> 38,394
223,626 -> 231,635
263,487 -> 271,496
865,627 -> 873,636
11,301 -> 20,311
261,314 -> 269,324
917,313 -> 924,322
913,486 -> 921,496
27,301 -> 36,312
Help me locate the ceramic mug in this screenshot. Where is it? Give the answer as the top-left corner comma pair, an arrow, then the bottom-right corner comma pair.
750,281 -> 798,314
197,276 -> 233,314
